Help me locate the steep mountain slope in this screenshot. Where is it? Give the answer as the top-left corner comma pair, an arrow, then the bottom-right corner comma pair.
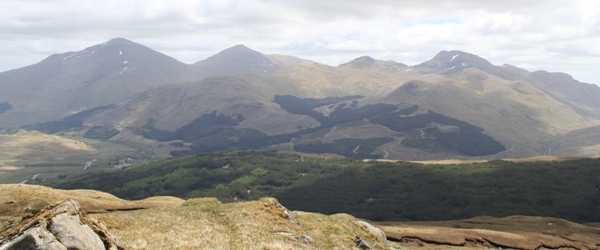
83,55 -> 417,137
416,50 -> 600,118
0,38 -> 201,128
3,38 -> 600,159
78,48 -> 600,159
525,71 -> 600,118
383,70 -> 599,157
550,125 -> 600,157
88,74 -> 319,135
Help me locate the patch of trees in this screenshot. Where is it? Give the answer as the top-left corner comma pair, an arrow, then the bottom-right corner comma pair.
63,104 -> 116,121
274,95 -> 363,114
21,119 -> 83,134
144,96 -> 399,156
48,151 -> 600,223
188,128 -> 269,153
294,137 -> 393,159
329,103 -> 399,124
84,126 -> 119,139
141,111 -> 244,142
20,104 -> 116,134
273,95 -> 396,126
371,111 -> 505,156
0,101 -> 12,115
139,94 -> 503,158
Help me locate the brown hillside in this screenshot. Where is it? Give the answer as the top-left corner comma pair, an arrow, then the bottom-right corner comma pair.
0,130 -> 95,170
0,184 -> 184,216
384,69 -> 600,158
0,38 -> 201,127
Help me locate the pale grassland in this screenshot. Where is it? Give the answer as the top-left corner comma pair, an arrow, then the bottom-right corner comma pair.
0,130 -> 141,184
0,184 -> 184,217
0,130 -> 95,167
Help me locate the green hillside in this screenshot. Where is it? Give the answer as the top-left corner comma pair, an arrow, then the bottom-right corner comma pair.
49,151 -> 600,223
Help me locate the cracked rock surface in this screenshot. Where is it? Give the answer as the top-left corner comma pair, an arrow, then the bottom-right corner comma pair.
0,199 -> 122,250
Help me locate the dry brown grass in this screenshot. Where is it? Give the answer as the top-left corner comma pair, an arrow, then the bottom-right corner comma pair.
0,130 -> 96,165
0,130 -> 97,175
92,198 -> 388,249
0,130 -> 143,184
375,216 -> 600,250
0,185 -> 388,249
0,184 -> 184,217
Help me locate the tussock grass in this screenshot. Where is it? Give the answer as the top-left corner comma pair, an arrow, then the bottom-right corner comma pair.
92,198 -> 387,249
1,185 -> 387,249
0,184 -> 184,217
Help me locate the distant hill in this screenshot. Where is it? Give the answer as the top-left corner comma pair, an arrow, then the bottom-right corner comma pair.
0,130 -> 96,169
84,49 -> 600,159
194,44 -> 310,76
0,38 -> 201,127
2,38 -> 600,160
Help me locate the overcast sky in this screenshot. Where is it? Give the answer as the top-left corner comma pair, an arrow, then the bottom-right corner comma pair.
1,0 -> 599,84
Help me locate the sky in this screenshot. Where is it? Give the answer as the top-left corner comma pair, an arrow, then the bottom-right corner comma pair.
1,0 -> 599,84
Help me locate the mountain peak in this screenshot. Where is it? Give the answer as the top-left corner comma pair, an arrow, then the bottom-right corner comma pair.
194,44 -> 279,75
433,50 -> 470,60
211,44 -> 263,59
229,44 -> 252,50
434,50 -> 493,68
416,50 -> 495,75
104,38 -> 135,46
340,56 -> 375,68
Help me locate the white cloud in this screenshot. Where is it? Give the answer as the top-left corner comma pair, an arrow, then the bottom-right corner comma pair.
0,0 -> 598,84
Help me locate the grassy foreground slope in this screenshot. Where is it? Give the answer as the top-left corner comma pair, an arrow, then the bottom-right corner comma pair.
0,184 -> 387,250
50,151 -> 600,223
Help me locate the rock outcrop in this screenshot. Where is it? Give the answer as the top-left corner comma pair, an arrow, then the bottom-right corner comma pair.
357,220 -> 387,246
375,216 -> 600,250
0,199 -> 122,250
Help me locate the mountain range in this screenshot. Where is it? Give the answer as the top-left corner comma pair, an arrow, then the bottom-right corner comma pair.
1,38 -> 600,160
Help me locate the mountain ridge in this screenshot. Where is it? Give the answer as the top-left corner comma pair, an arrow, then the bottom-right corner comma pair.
2,38 -> 600,160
